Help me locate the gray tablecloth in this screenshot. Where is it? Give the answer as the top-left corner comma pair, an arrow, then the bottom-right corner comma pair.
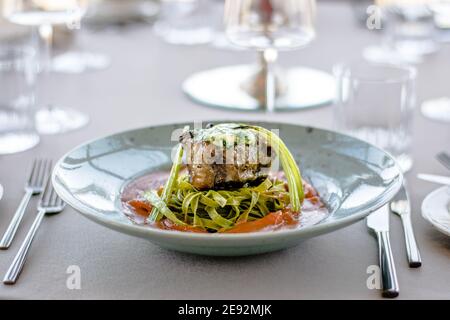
0,2 -> 449,300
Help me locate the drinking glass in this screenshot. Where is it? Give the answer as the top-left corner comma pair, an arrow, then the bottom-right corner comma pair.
51,0 -> 153,74
419,0 -> 450,123
0,46 -> 39,154
153,0 -> 215,45
3,0 -> 90,134
364,0 -> 439,64
334,61 -> 417,172
182,0 -> 336,112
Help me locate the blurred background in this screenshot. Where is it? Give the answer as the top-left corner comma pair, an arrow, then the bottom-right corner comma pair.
0,0 -> 449,163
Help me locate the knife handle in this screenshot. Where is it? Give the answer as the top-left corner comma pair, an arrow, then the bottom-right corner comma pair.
377,231 -> 399,298
400,214 -> 422,268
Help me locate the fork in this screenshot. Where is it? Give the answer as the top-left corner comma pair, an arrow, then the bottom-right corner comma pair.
0,159 -> 52,249
436,152 -> 450,171
3,176 -> 65,284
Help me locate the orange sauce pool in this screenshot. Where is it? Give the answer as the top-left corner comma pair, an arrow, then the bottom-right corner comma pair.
121,171 -> 329,233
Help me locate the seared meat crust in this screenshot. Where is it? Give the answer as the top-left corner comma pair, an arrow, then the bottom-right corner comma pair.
180,124 -> 273,190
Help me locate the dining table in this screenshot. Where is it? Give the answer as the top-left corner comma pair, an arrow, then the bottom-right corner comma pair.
0,0 -> 449,300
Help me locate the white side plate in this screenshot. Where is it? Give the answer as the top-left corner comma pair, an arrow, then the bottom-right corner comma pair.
422,186 -> 450,237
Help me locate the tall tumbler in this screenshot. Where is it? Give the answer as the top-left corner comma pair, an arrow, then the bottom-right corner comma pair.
334,61 -> 417,172
0,46 -> 38,155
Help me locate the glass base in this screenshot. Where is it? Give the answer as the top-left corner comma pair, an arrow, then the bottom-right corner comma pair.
363,45 -> 424,64
153,21 -> 214,45
421,98 -> 450,123
182,65 -> 336,111
36,107 -> 89,135
52,51 -> 111,74
394,40 -> 439,57
210,32 -> 245,51
0,133 -> 39,155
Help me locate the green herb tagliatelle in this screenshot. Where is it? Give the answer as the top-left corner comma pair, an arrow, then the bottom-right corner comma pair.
144,176 -> 290,231
246,125 -> 304,211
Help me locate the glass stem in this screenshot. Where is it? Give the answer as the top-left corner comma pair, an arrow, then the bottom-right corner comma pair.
38,24 -> 53,110
262,48 -> 278,112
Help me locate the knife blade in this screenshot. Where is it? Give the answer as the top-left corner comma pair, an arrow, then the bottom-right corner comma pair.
367,205 -> 400,298
417,173 -> 450,186
390,185 -> 422,268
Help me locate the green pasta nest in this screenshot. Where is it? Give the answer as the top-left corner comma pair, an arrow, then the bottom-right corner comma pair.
144,175 -> 290,232
143,124 -> 304,232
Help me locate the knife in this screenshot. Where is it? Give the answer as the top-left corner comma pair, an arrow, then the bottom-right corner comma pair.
367,205 -> 400,298
390,185 -> 422,268
417,173 -> 450,186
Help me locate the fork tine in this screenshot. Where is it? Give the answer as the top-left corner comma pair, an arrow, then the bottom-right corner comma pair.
39,176 -> 65,210
437,152 -> 450,171
27,159 -> 40,186
36,159 -> 46,186
49,184 -> 58,206
40,177 -> 59,207
33,159 -> 46,187
42,159 -> 51,186
39,176 -> 53,206
38,159 -> 52,188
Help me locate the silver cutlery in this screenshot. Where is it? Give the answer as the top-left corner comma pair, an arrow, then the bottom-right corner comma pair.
436,152 -> 450,171
0,159 -> 52,249
417,173 -> 450,186
3,176 -> 65,284
367,205 -> 399,298
390,185 -> 422,268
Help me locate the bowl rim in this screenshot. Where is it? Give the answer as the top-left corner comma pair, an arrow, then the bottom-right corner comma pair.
52,120 -> 404,241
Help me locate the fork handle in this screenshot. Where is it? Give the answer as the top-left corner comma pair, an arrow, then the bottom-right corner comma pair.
3,209 -> 45,284
400,214 -> 422,267
0,190 -> 34,249
377,231 -> 400,298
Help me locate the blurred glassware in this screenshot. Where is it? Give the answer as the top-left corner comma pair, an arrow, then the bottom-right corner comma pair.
0,16 -> 30,43
50,0 -> 111,74
334,61 -> 416,173
386,3 -> 438,56
51,0 -> 161,74
364,0 -> 439,64
429,0 -> 450,29
421,97 -> 450,123
420,1 -> 450,123
51,50 -> 111,74
209,1 -> 244,51
351,0 -> 381,25
3,0 -> 90,134
183,0 -> 335,112
0,46 -> 39,154
84,0 -> 160,27
153,0 -> 215,45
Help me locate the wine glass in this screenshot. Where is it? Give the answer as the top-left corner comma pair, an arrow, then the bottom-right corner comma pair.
153,0 -> 215,45
3,0 -> 90,134
182,0 -> 335,112
51,0 -> 112,74
363,0 -> 439,65
52,0 -> 162,74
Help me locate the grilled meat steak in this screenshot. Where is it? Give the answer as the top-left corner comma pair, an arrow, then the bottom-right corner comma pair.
180,123 -> 273,190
